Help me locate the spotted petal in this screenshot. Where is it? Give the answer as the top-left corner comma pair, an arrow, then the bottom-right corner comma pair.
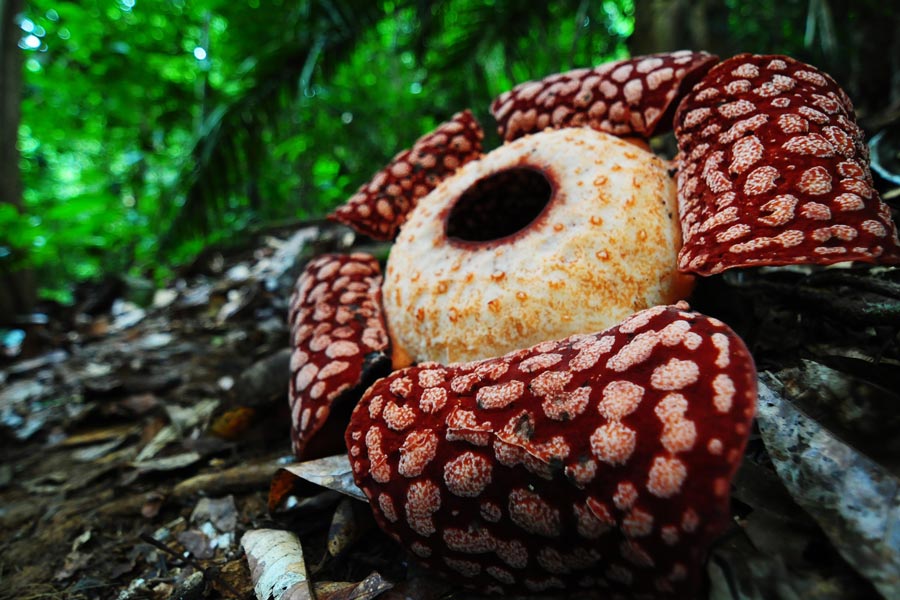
674,54 -> 900,274
490,51 -> 718,141
345,303 -> 757,597
329,110 -> 484,241
289,253 -> 392,458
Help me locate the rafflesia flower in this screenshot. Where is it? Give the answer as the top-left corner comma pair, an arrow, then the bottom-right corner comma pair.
287,51 -> 900,597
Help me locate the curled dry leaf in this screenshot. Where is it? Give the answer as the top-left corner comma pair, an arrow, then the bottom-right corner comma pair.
269,454 -> 366,513
327,497 -> 364,558
314,571 -> 394,600
757,375 -> 900,598
241,528 -> 312,600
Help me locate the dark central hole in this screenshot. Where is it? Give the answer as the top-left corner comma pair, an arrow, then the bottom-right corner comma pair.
445,167 -> 553,243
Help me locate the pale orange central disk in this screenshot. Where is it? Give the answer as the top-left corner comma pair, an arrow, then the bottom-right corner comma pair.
383,128 -> 694,366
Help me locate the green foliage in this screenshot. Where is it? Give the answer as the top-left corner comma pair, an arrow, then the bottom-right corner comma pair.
9,0 -> 636,300
14,0 -> 890,302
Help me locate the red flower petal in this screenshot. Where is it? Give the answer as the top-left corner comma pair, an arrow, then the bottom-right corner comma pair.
490,51 -> 718,141
289,253 -> 391,458
345,303 -> 757,597
329,110 -> 484,241
674,54 -> 900,274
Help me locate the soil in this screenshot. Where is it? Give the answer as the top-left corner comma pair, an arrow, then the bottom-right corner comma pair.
1,221 -> 896,600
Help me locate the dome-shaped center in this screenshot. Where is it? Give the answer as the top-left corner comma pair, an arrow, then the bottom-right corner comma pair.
445,167 -> 552,243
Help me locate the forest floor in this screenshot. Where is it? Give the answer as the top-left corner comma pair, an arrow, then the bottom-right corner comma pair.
0,222 -> 896,600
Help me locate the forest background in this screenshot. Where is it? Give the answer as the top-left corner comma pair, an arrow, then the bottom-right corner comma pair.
2,0 -> 899,316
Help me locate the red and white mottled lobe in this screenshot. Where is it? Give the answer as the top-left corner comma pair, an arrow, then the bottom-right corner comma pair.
541,386 -> 591,421
383,401 -> 417,431
329,110 -> 484,240
288,253 -> 390,458
570,336 -> 615,371
661,419 -> 698,454
606,330 -> 661,371
481,502 -> 502,523
345,304 -> 758,597
477,380 -> 525,410
613,481 -> 639,511
378,493 -> 399,522
365,427 -> 392,484
419,368 -> 447,388
623,507 -> 655,538
491,51 -> 718,140
712,373 -> 736,413
419,387 -> 448,413
565,457 -> 598,488
651,358 -> 701,390
574,499 -> 614,539
443,527 -> 494,553
675,54 -> 900,274
406,479 -> 442,537
520,353 -> 564,372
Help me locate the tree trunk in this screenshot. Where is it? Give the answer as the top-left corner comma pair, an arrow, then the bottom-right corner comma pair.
1,0 -> 36,319
629,0 -> 730,58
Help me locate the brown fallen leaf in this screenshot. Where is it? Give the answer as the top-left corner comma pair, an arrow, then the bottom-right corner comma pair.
314,571 -> 394,600
60,423 -> 139,447
178,529 -> 215,560
269,454 -> 365,513
758,375 -> 900,598
242,528 -> 312,600
133,451 -> 202,473
209,406 -> 257,440
327,497 -> 365,559
172,459 -> 279,501
191,495 -> 238,533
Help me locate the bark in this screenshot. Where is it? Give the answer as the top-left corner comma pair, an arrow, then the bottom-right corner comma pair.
1,0 -> 23,208
0,0 -> 35,318
629,0 -> 730,59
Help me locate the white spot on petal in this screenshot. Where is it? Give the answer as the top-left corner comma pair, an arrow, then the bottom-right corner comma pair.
443,451 -> 493,497
647,456 -> 688,498
591,422 -> 637,466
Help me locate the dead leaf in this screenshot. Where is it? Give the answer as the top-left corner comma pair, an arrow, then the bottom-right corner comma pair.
269,454 -> 365,512
54,550 -> 92,582
213,559 -> 256,598
133,451 -> 202,473
327,497 -> 362,558
209,406 -> 257,440
172,459 -> 279,501
141,492 -> 166,519
136,399 -> 219,462
314,571 -> 393,600
61,423 -> 139,447
178,529 -> 215,560
71,437 -> 130,462
242,528 -> 312,600
191,495 -> 238,533
772,360 -> 900,468
757,375 -> 900,598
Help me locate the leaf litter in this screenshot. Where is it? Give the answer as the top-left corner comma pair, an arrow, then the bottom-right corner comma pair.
0,220 -> 898,599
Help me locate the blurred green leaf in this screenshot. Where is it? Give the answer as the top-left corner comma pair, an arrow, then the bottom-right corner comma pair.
12,0 -> 895,302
